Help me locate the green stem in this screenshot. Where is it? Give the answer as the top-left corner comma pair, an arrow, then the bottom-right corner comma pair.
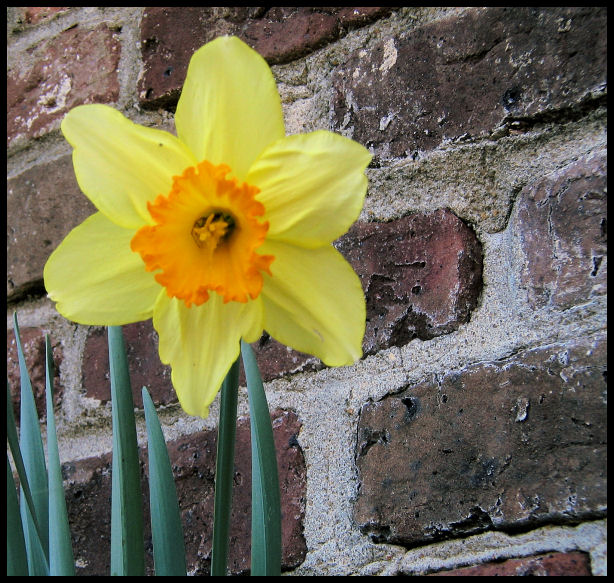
210,356 -> 240,576
108,326 -> 145,576
241,340 -> 281,576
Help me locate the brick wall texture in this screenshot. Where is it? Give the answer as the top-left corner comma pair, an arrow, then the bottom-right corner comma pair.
7,7 -> 607,576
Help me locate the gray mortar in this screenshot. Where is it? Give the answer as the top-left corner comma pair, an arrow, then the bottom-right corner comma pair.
7,6 -> 607,576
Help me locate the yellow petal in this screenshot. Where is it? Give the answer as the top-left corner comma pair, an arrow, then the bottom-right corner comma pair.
259,240 -> 365,366
175,36 -> 285,182
62,104 -> 197,229
153,292 -> 264,418
43,213 -> 162,325
247,131 -> 371,248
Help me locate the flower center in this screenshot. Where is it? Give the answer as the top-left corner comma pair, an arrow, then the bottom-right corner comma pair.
191,212 -> 235,252
131,160 -> 274,307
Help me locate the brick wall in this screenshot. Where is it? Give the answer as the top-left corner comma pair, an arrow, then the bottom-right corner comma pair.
7,7 -> 607,576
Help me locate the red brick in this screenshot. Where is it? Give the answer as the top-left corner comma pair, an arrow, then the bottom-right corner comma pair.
7,326 -> 64,421
138,7 -> 236,107
171,409 -> 307,574
332,7 -> 607,161
61,452 -> 114,575
354,334 -> 607,545
80,209 -> 482,399
515,150 -> 607,309
20,7 -> 71,26
62,409 -> 306,575
241,334 -> 319,385
336,209 -> 483,353
7,154 -> 96,301
83,322 -> 319,408
139,7 -> 394,108
82,322 -> 174,408
433,551 -> 591,576
244,7 -> 395,66
7,23 -> 121,147
81,208 -> 482,396
240,8 -> 340,65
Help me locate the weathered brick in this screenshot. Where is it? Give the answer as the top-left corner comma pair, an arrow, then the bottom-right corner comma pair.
354,334 -> 607,546
173,409 -> 307,574
18,7 -> 71,26
514,150 -> 607,310
336,209 -> 483,353
241,7 -> 394,65
332,7 -> 607,161
432,551 -> 591,576
63,409 -> 306,575
61,452 -> 114,575
7,326 -> 64,421
80,208 -> 482,398
7,155 -> 96,301
82,322 -> 174,408
83,322 -> 319,408
138,7 -> 394,108
7,23 -> 121,147
239,334 -> 319,385
138,7 -> 244,107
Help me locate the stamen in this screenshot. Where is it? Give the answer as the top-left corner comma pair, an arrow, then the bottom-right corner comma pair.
191,212 -> 235,252
130,160 -> 274,307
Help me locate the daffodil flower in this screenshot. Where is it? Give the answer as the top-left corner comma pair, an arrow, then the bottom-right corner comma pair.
44,36 -> 371,418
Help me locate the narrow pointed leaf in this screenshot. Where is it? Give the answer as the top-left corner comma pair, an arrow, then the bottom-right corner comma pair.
19,495 -> 49,576
7,382 -> 46,576
7,455 -> 28,576
14,314 -> 50,575
45,335 -> 75,575
142,387 -> 186,576
241,341 -> 281,576
108,326 -> 145,576
6,382 -> 41,548
211,357 -> 240,576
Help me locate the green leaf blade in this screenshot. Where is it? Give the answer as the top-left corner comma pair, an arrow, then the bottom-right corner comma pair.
142,387 -> 186,576
211,357 -> 240,576
45,335 -> 75,575
7,455 -> 28,576
241,341 -> 281,576
108,326 -> 145,576
6,381 -> 41,559
13,314 -> 50,576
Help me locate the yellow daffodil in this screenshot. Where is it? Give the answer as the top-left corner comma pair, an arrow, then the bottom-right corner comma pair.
44,36 -> 371,417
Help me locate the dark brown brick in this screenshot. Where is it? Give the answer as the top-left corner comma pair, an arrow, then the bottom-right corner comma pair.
7,155 -> 96,301
432,551 -> 591,576
62,452 -> 114,575
242,334 -> 319,385
173,409 -> 307,574
83,322 -> 319,408
7,23 -> 121,147
336,209 -> 483,353
7,326 -> 64,421
354,334 -> 607,546
138,7 -> 394,108
515,150 -> 607,310
63,409 -> 306,575
246,7 -> 394,65
82,322 -> 174,408
332,7 -> 607,161
138,7 -> 242,107
160,209 -> 482,380
241,7 -> 394,65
